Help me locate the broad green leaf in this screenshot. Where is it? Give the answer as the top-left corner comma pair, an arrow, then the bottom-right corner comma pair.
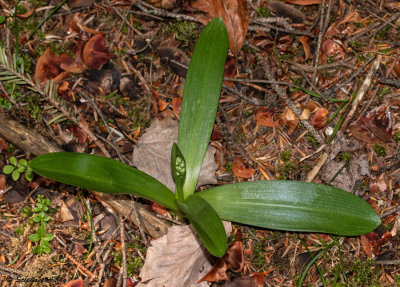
178,17 -> 229,199
43,233 -> 54,241
29,233 -> 40,242
2,165 -> 14,174
178,195 -> 227,257
29,152 -> 179,211
197,181 -> 380,236
171,143 -> 186,201
11,170 -> 20,181
10,157 -> 17,166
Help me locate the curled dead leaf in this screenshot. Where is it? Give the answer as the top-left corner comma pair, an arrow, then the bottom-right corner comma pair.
34,48 -> 61,82
281,108 -> 298,134
172,97 -> 182,117
255,107 -> 279,127
192,0 -> 249,55
349,105 -> 392,143
198,241 -> 244,283
83,34 -> 113,69
67,0 -> 95,8
151,202 -> 168,216
232,158 -> 255,178
299,36 -> 311,60
322,39 -> 346,61
310,108 -> 329,129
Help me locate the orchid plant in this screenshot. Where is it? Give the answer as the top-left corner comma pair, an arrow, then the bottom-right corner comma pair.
29,18 -> 380,257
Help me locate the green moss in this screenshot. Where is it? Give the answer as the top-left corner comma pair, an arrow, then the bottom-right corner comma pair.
307,133 -> 320,147
339,152 -> 351,162
164,21 -> 196,48
225,161 -> 233,173
252,240 -> 268,270
29,0 -> 47,7
375,25 -> 392,40
275,151 -> 299,180
256,7 -> 270,18
394,131 -> 400,143
373,144 -> 386,157
281,150 -> 291,162
377,86 -> 389,104
349,259 -> 381,287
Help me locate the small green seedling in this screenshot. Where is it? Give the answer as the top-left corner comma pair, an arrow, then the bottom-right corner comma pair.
28,18 -> 380,257
3,156 -> 33,181
28,195 -> 54,256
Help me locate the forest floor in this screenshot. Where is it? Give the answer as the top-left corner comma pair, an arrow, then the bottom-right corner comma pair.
0,0 -> 400,286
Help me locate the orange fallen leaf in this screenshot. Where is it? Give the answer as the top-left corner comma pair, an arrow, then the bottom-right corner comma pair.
360,235 -> 372,258
299,35 -> 311,60
172,97 -> 182,117
255,107 -> 279,127
310,108 -> 329,129
83,34 -> 113,69
151,202 -> 168,216
232,158 -> 255,178
192,0 -> 249,55
284,0 -> 322,5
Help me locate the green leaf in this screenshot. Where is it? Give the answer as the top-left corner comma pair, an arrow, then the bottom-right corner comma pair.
0,16 -> 6,24
11,170 -> 20,181
19,159 -> 28,167
42,246 -> 51,254
171,143 -> 186,201
37,226 -> 46,237
9,157 -> 17,166
197,181 -> 380,236
25,168 -> 33,181
178,195 -> 227,257
33,216 -> 41,223
29,152 -> 179,211
33,246 -> 42,255
178,17 -> 229,199
43,233 -> 54,242
2,165 -> 14,174
17,165 -> 26,173
29,233 -> 40,242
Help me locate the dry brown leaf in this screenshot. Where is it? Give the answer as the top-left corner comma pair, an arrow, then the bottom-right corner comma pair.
361,235 -> 373,258
191,0 -> 249,55
255,107 -> 279,127
280,108 -> 298,135
284,0 -> 322,5
67,0 -> 95,8
138,223 -> 232,287
310,108 -> 329,129
145,0 -> 177,9
232,158 -> 255,178
132,117 -> 218,192
299,36 -> 311,60
198,241 -> 243,283
62,279 -> 83,287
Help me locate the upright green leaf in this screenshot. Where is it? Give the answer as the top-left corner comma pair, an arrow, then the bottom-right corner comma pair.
29,152 -> 179,211
197,181 -> 380,236
178,18 -> 229,199
178,195 -> 227,257
171,143 -> 186,202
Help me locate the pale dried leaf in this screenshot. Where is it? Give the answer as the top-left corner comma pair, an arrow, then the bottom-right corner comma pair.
132,117 -> 218,192
139,222 -> 232,287
191,0 -> 249,55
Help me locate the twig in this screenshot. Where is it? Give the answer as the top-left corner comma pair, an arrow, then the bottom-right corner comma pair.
306,152 -> 329,182
341,55 -> 382,131
380,205 -> 400,219
117,215 -> 127,287
95,242 -> 115,287
62,249 -> 96,281
311,0 -> 327,85
264,62 -> 325,145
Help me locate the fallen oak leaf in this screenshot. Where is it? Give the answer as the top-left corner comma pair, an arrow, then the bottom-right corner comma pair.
191,0 -> 249,55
